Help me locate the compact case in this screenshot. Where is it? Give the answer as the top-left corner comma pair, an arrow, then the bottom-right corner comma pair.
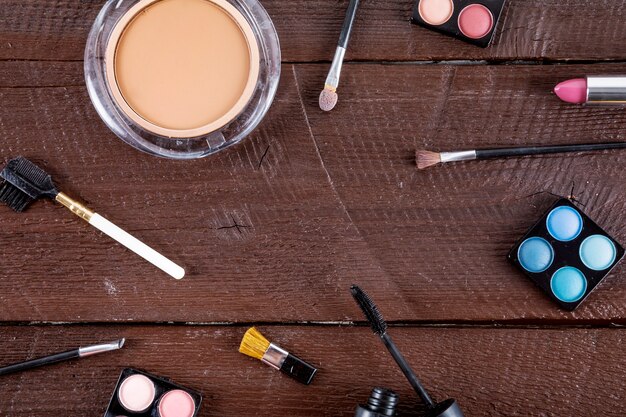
104,368 -> 202,417
509,199 -> 624,311
412,0 -> 506,47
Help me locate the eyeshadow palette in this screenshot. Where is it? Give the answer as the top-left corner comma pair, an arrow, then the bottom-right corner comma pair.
509,199 -> 624,311
411,0 -> 506,47
104,368 -> 202,417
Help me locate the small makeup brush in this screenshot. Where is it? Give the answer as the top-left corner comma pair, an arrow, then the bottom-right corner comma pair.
239,327 -> 318,385
416,142 -> 626,170
319,0 -> 360,112
0,157 -> 185,279
0,338 -> 125,376
350,285 -> 465,417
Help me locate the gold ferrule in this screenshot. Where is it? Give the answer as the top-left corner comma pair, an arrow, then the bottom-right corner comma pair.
55,192 -> 94,222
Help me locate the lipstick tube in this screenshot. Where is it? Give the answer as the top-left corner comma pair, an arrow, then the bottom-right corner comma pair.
586,76 -> 626,105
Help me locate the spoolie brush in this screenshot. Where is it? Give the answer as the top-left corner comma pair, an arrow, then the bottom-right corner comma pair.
416,142 -> 626,170
0,157 -> 184,279
239,327 -> 318,385
350,285 -> 465,417
319,0 -> 360,112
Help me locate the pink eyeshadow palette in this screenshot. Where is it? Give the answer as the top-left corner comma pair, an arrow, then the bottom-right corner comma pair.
411,0 -> 506,47
104,368 -> 202,417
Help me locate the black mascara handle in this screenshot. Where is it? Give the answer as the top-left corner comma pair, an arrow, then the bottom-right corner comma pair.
0,349 -> 79,376
476,142 -> 626,159
339,0 -> 360,48
381,333 -> 434,408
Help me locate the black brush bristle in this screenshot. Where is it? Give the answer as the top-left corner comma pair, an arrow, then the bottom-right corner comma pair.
351,285 -> 388,335
0,157 -> 58,212
0,180 -> 33,212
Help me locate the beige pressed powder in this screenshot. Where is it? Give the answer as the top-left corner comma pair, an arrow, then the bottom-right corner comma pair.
105,0 -> 260,138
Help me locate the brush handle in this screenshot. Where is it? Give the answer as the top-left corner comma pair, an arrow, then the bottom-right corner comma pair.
0,349 -> 78,376
338,0 -> 360,48
89,214 -> 185,280
381,333 -> 434,408
476,142 -> 626,159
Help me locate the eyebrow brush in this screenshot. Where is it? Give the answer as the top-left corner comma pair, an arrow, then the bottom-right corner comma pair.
0,157 -> 185,279
416,142 -> 626,170
0,338 -> 125,376
319,0 -> 360,112
350,285 -> 464,417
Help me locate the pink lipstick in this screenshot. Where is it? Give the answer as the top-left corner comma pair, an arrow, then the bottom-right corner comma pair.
554,76 -> 626,106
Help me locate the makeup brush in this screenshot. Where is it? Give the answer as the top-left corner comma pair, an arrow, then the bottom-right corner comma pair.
0,157 -> 185,279
0,338 -> 125,376
350,285 -> 465,417
238,327 -> 318,385
319,0 -> 360,112
416,142 -> 626,170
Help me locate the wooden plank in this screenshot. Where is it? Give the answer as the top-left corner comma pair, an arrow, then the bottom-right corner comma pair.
0,325 -> 624,416
1,0 -> 626,62
2,62 -> 626,322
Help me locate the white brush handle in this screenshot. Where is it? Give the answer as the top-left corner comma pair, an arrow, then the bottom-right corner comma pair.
89,213 -> 185,280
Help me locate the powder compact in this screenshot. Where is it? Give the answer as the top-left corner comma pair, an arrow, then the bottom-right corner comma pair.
85,0 -> 281,159
509,199 -> 624,311
412,0 -> 506,47
104,368 -> 202,417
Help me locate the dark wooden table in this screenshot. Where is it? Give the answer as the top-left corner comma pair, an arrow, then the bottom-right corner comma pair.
1,1 -> 626,415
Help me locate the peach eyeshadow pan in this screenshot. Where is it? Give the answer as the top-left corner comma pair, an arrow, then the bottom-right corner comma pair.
105,0 -> 260,138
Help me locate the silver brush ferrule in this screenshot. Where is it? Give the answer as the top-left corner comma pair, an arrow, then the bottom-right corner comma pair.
324,46 -> 346,89
586,76 -> 626,105
440,150 -> 477,163
78,338 -> 125,357
261,343 -> 288,370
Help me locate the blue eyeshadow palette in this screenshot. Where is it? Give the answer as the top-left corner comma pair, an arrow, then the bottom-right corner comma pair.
508,199 -> 624,310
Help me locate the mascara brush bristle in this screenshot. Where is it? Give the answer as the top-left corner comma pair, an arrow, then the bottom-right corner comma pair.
239,327 -> 271,360
415,150 -> 442,170
350,285 -> 388,336
0,180 -> 33,212
0,157 -> 58,212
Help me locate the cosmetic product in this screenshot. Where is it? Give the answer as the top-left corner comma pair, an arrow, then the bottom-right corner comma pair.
355,387 -> 400,417
350,286 -> 464,417
319,0 -> 360,112
85,0 -> 281,159
0,339 -> 124,376
509,198 -> 624,310
416,142 -> 626,170
103,368 -> 202,417
554,76 -> 626,106
238,327 -> 318,385
0,157 -> 185,279
411,0 -> 506,47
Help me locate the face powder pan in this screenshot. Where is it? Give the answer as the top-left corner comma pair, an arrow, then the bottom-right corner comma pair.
85,0 -> 281,159
508,198 -> 624,311
104,368 -> 202,417
412,0 -> 506,47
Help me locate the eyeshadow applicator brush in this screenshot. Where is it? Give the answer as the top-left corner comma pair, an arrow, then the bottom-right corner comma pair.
350,285 -> 464,417
416,142 -> 626,170
319,0 -> 360,112
0,157 -> 185,279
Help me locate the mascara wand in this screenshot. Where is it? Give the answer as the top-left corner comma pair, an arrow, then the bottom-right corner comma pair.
0,157 -> 185,279
351,285 -> 464,417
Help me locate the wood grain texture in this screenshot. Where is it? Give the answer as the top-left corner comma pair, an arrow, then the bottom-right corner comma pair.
1,1 -> 626,62
0,325 -> 624,417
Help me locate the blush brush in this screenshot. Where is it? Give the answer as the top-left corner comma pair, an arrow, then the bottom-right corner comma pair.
350,285 -> 464,417
416,142 -> 626,170
0,156 -> 185,279
319,0 -> 360,112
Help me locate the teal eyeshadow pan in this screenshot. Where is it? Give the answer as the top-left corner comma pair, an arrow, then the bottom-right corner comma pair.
508,198 -> 624,311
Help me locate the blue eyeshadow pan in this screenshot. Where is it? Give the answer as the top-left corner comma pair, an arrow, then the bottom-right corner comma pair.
550,267 -> 587,303
517,237 -> 553,273
509,198 -> 624,311
580,235 -> 616,271
546,206 -> 583,241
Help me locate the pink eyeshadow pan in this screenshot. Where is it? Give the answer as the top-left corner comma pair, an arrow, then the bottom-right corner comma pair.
458,4 -> 494,39
158,389 -> 196,417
